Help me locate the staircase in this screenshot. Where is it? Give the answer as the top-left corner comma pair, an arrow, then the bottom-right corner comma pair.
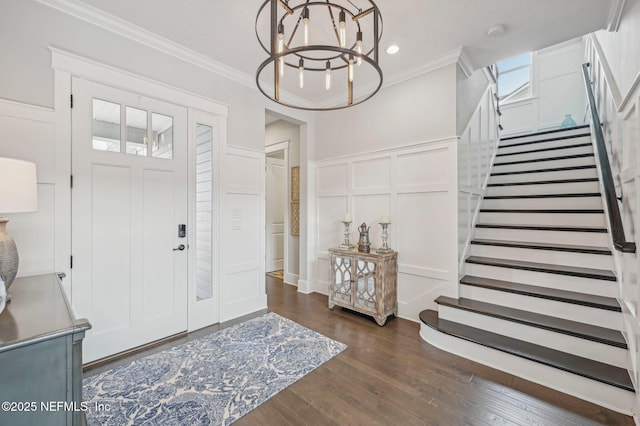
419,125 -> 636,414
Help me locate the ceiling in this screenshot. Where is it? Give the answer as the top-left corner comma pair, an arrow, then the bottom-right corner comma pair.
73,0 -> 617,108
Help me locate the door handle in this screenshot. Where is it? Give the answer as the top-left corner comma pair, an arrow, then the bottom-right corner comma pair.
173,244 -> 186,251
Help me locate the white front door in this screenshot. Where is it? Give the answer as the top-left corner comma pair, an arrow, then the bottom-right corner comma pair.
71,78 -> 188,363
265,157 -> 285,273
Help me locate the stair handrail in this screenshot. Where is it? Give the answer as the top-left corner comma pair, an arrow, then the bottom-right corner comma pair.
582,63 -> 636,253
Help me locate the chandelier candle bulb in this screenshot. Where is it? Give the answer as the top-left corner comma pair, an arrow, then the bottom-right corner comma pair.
339,10 -> 346,47
302,7 -> 309,45
298,58 -> 304,88
356,31 -> 363,65
325,61 -> 331,90
348,55 -> 354,82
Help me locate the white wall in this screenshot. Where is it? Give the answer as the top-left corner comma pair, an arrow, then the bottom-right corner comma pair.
587,2 -> 640,415
0,0 -> 317,325
310,64 -> 460,321
501,38 -> 587,136
265,120 -> 301,284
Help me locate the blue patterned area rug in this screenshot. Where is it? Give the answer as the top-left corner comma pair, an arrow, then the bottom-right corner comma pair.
83,312 -> 347,425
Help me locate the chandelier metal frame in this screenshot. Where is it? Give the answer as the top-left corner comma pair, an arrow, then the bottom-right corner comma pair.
255,0 -> 383,111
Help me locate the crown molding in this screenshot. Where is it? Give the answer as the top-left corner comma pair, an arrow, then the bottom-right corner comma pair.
34,0 -> 255,90
456,46 -> 475,78
607,0 -> 626,31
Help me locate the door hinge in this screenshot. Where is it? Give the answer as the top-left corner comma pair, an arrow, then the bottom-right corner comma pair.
70,94 -> 73,109
70,175 -> 73,189
70,255 -> 73,269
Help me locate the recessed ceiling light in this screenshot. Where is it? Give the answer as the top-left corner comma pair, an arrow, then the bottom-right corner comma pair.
386,45 -> 400,55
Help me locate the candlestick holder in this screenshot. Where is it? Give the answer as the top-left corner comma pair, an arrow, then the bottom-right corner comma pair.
376,221 -> 393,253
339,220 -> 355,249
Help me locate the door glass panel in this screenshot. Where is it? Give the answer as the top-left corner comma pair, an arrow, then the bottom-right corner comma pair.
126,106 -> 148,156
196,123 -> 213,301
152,113 -> 173,159
92,99 -> 120,152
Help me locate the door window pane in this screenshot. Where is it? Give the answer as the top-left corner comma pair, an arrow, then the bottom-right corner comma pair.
92,99 -> 121,152
152,113 -> 173,159
126,107 -> 148,156
196,123 -> 213,301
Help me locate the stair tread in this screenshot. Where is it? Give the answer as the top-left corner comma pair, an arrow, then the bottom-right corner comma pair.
419,309 -> 633,392
494,153 -> 594,166
460,275 -> 621,311
500,126 -> 590,142
483,192 -> 601,199
470,239 -> 611,255
496,142 -> 592,157
491,165 -> 597,177
435,296 -> 626,348
479,208 -> 604,214
487,178 -> 598,187
476,223 -> 607,233
465,255 -> 616,281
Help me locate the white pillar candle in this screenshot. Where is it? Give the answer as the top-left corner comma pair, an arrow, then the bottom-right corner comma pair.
380,214 -> 390,223
343,213 -> 351,222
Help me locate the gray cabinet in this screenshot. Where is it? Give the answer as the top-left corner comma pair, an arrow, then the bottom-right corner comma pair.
0,274 -> 91,426
328,248 -> 398,326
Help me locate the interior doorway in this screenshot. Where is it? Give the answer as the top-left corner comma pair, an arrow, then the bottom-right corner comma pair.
265,112 -> 301,286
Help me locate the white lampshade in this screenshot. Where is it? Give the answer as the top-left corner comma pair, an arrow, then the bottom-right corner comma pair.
0,158 -> 38,214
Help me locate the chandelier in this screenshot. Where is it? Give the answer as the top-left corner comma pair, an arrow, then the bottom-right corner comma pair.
256,0 -> 383,111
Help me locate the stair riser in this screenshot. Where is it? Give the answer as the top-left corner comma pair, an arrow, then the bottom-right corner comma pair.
419,323 -> 634,415
498,136 -> 592,155
459,284 -> 622,329
495,145 -> 593,164
437,305 -> 627,368
493,156 -> 595,173
474,227 -> 610,246
500,129 -> 591,145
477,212 -> 605,227
482,196 -> 602,210
489,168 -> 598,184
486,181 -> 600,197
469,245 -> 613,270
464,263 -> 616,298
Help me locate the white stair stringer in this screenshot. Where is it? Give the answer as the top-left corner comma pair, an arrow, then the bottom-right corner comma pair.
419,323 -> 635,415
437,304 -> 627,368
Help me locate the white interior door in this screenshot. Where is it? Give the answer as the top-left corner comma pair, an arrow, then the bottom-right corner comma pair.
266,156 -> 285,273
71,78 -> 188,363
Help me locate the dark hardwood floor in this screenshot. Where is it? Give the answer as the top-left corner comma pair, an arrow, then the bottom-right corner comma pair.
237,276 -> 633,425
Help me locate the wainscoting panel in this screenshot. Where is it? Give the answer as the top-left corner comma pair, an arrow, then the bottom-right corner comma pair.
0,99 -> 58,281
317,163 -> 348,194
587,33 -> 640,413
220,148 -> 266,321
317,196 -> 348,255
312,138 -> 458,321
457,85 -> 500,269
352,157 -> 391,190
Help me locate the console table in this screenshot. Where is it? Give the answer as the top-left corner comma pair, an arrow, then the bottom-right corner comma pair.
328,247 -> 398,326
0,273 -> 91,426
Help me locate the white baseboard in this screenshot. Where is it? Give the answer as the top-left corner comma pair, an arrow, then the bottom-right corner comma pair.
284,272 -> 299,286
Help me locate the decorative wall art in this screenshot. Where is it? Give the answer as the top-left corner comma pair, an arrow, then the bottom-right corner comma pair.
290,166 -> 300,236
